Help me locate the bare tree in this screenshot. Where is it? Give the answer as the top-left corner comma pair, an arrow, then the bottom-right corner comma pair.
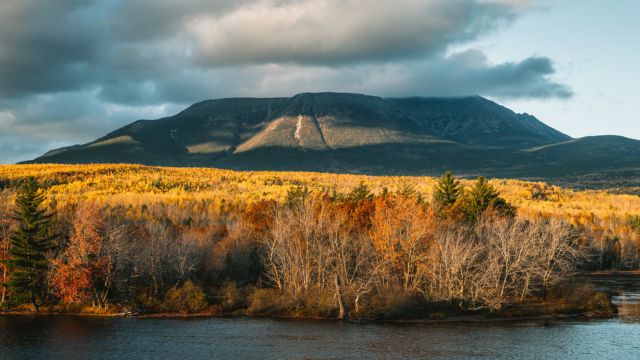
428,226 -> 483,306
530,217 -> 582,299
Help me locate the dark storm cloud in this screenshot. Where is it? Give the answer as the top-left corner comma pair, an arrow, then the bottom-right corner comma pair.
0,0 -> 559,101
0,0 -> 100,97
0,0 -> 571,163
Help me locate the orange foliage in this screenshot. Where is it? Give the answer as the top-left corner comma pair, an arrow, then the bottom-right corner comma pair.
0,192 -> 13,304
1,164 -> 639,272
369,196 -> 436,290
51,202 -> 110,305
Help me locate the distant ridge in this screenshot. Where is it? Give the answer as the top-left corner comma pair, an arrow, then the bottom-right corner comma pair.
28,92 -> 640,179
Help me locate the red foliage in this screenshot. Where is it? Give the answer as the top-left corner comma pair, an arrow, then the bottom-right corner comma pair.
51,202 -> 110,304
242,200 -> 277,237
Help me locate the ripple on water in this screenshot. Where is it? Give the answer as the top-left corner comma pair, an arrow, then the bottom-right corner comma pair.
1,315 -> 640,360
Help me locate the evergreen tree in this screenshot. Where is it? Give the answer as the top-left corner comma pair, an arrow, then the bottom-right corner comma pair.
433,171 -> 462,210
327,187 -> 345,202
347,182 -> 374,203
397,183 -> 416,198
5,177 -> 56,310
285,186 -> 310,207
463,176 -> 516,221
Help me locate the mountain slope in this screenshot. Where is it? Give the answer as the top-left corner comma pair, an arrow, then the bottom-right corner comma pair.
527,136 -> 640,174
28,92 -> 640,179
391,96 -> 571,148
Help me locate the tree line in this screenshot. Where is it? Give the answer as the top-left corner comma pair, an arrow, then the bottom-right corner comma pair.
0,172 -> 616,318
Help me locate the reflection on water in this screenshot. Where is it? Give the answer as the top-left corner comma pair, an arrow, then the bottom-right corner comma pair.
1,287 -> 640,360
612,292 -> 640,322
1,315 -> 639,360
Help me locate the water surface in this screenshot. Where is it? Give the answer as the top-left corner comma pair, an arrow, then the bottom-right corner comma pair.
1,314 -> 639,359
1,285 -> 639,360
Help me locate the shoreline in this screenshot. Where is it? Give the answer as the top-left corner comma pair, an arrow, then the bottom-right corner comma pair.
3,271 -> 635,323
0,308 -> 615,324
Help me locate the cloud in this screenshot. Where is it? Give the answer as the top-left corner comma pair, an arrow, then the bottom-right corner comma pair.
0,0 -> 571,163
0,134 -> 59,165
188,0 -> 519,65
0,91 -> 183,163
390,50 -> 573,99
0,0 -> 547,100
0,0 -> 110,98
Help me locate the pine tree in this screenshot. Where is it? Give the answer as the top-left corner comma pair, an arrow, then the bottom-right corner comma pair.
5,177 -> 56,310
397,183 -> 416,198
463,176 -> 516,221
433,171 -> 462,210
285,186 -> 310,207
347,182 -> 374,203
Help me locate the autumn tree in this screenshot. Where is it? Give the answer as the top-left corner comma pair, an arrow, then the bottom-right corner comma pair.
531,217 -> 581,299
5,178 -> 57,310
51,202 -> 115,308
428,226 -> 483,306
370,195 -> 434,292
265,197 -> 377,318
0,191 -> 14,306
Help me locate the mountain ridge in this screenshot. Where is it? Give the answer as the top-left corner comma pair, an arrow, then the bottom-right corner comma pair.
27,92 -> 640,180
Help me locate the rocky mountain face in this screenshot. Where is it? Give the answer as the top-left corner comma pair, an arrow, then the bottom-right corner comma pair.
29,92 -> 640,179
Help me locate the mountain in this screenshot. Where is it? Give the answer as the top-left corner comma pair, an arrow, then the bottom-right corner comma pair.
28,92 -> 640,180
390,96 -> 570,148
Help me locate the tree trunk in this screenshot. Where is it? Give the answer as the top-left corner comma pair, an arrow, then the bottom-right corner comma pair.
93,287 -> 101,308
31,293 -> 40,312
334,274 -> 345,320
1,267 -> 6,304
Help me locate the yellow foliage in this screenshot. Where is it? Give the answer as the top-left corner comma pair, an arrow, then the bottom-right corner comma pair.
1,164 -> 639,245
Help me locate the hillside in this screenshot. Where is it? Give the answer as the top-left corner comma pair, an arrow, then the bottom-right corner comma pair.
390,96 -> 570,148
28,92 -> 640,180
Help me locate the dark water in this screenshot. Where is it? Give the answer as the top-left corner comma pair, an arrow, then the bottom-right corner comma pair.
2,285 -> 640,360
1,315 -> 638,360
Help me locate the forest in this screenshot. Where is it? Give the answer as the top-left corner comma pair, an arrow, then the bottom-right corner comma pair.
1,164 -> 637,319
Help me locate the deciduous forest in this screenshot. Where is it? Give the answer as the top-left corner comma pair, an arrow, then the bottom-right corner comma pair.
1,164 -> 637,319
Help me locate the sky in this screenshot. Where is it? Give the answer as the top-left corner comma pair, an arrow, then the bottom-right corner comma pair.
0,0 -> 638,164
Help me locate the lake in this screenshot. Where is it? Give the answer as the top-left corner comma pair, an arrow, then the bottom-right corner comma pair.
1,290 -> 639,360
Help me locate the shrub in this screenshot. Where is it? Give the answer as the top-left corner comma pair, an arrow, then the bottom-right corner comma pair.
218,281 -> 247,312
161,281 -> 209,313
364,289 -> 451,320
627,215 -> 640,231
583,292 -> 616,316
297,287 -> 337,318
246,288 -> 293,316
557,282 -> 616,317
136,292 -> 162,313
